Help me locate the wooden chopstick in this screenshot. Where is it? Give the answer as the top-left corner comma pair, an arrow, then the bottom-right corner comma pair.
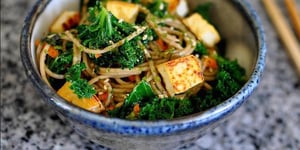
284,0 -> 300,39
262,0 -> 300,77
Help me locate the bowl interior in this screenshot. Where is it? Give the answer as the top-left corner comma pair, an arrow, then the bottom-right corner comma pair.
22,0 -> 265,136
187,0 -> 257,77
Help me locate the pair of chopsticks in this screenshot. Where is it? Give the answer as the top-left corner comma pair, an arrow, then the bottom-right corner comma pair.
262,0 -> 300,77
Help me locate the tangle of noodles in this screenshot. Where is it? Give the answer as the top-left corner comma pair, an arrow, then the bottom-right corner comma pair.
36,1 -> 221,116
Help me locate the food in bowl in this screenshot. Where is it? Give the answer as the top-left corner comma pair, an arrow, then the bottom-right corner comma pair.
22,0 -> 265,149
35,0 -> 246,120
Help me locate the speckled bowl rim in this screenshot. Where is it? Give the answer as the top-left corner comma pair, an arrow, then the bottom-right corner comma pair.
20,0 -> 266,136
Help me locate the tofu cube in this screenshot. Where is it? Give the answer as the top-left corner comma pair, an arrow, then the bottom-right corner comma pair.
156,55 -> 204,96
50,11 -> 80,33
57,82 -> 104,113
106,1 -> 139,24
183,13 -> 220,47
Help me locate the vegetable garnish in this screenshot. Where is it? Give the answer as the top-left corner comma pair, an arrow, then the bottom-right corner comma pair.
192,56 -> 246,111
77,1 -> 148,69
109,80 -> 194,120
194,42 -> 208,56
66,63 -> 96,98
147,0 -> 169,18
156,38 -> 169,51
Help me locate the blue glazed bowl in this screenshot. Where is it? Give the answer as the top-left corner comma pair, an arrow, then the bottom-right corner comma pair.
20,0 -> 266,149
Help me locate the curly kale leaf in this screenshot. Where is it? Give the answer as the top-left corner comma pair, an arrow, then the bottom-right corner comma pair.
108,80 -> 155,118
138,97 -> 176,120
69,79 -> 96,99
192,56 -> 246,111
77,1 -> 146,69
216,56 -> 246,84
66,63 -> 96,98
65,63 -> 86,82
147,0 -> 169,18
193,42 -> 208,56
46,51 -> 73,74
174,98 -> 194,118
77,2 -> 115,49
139,97 -> 194,120
77,1 -> 135,49
108,80 -> 194,120
117,40 -> 145,69
139,28 -> 158,45
90,39 -> 145,69
45,39 -> 73,75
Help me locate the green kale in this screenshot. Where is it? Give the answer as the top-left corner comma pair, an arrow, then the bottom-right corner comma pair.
111,15 -> 136,35
215,70 -> 240,98
139,97 -> 176,120
139,97 -> 194,120
174,98 -> 194,118
77,1 -> 127,49
46,50 -> 73,90
90,51 -> 116,68
65,63 -> 96,98
193,42 -> 208,56
193,2 -> 213,22
147,0 -> 169,18
46,52 -> 72,74
108,80 -> 193,120
42,35 -> 73,89
65,63 -> 86,81
77,1 -> 147,69
69,79 -> 96,99
216,56 -> 246,84
123,80 -> 155,109
108,80 -> 155,118
109,80 -> 194,120
90,39 -> 145,69
77,1 -> 136,49
43,34 -> 72,74
117,40 -> 145,69
140,28 -> 158,45
192,56 -> 246,111
46,49 -> 72,74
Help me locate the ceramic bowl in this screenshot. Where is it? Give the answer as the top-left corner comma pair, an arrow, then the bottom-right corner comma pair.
20,0 -> 266,149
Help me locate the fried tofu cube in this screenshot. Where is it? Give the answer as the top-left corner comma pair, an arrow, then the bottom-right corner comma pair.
57,82 -> 104,113
50,11 -> 80,33
183,13 -> 220,47
157,55 -> 204,96
106,1 -> 139,24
